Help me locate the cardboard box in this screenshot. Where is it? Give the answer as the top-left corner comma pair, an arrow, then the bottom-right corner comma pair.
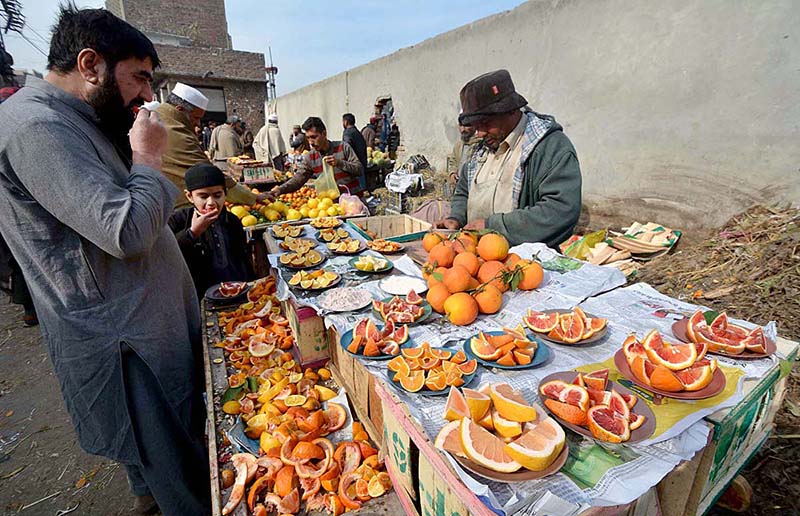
347,214 -> 431,243
282,297 -> 328,368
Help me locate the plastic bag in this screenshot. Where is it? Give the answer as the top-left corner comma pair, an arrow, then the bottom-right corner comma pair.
562,229 -> 607,261
314,161 -> 340,200
339,191 -> 369,216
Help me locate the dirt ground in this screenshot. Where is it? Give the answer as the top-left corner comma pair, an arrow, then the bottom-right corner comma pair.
0,301 -> 133,515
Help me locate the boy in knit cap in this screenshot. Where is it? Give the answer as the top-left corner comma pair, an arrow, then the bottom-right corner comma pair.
168,163 -> 254,298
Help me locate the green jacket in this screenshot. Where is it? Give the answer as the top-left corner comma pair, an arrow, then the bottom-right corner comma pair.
450,112 -> 581,248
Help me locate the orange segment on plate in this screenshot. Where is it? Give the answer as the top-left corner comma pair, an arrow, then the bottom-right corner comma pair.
459,418 -> 521,473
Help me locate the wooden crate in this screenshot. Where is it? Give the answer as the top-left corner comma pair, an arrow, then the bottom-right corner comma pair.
347,214 -> 431,243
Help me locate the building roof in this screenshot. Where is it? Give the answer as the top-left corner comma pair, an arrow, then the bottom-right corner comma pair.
154,44 -> 266,83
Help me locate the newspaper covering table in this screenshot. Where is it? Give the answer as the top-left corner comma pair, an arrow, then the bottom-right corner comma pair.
267,236 -> 769,514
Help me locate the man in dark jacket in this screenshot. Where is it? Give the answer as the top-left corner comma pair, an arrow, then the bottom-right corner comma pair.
437,70 -> 582,248
169,163 -> 254,299
342,112 -> 368,190
361,117 -> 378,148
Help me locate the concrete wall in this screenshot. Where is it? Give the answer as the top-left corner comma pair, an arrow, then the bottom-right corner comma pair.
275,0 -> 799,228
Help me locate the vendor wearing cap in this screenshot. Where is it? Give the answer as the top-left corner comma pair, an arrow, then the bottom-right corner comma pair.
156,82 -> 262,209
254,114 -> 287,170
437,70 -> 581,248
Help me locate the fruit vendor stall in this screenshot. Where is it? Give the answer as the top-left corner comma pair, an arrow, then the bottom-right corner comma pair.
201,218 -> 798,516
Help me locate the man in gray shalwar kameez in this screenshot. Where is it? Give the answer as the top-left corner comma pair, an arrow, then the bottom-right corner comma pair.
0,7 -> 210,515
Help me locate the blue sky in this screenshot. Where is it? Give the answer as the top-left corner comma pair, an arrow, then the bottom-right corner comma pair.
4,0 -> 524,95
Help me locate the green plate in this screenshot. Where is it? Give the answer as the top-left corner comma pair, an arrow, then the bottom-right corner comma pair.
348,256 -> 393,274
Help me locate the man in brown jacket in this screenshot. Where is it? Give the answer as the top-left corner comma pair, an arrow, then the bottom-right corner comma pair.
156,84 -> 262,208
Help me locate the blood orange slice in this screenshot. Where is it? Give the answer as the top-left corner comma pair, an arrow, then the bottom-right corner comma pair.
444,387 -> 469,421
587,388 -> 611,407
524,310 -> 559,333
649,365 -> 684,392
630,356 -> 656,386
742,327 -> 768,354
608,389 -> 630,420
696,326 -> 745,355
559,314 -> 586,344
709,312 -> 729,333
642,330 -> 697,371
685,310 -> 706,343
621,393 -> 637,409
629,413 -> 645,430
583,369 -> 609,391
390,325 -> 408,344
589,318 -> 607,332
622,335 -> 646,365
459,418 -> 522,473
434,420 -> 466,457
405,290 -> 424,305
539,380 -> 589,412
572,373 -> 586,387
674,363 -> 714,391
543,398 -> 587,426
380,319 -> 395,339
587,405 -> 630,443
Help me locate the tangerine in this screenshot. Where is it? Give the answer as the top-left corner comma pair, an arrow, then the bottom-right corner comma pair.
477,233 -> 509,262
453,252 -> 480,276
444,292 -> 479,326
426,283 -> 451,314
504,253 -> 522,268
442,265 -> 472,293
473,284 -> 503,315
477,260 -> 508,292
422,232 -> 444,252
515,260 -> 544,290
429,242 -> 455,268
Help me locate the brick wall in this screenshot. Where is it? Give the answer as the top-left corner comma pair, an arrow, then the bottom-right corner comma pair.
114,0 -> 230,48
154,44 -> 265,82
162,76 -> 265,131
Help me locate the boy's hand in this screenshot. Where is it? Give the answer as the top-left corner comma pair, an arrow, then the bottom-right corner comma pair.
190,208 -> 220,237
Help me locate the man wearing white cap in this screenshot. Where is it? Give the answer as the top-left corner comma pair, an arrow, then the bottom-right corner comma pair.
156,82 -> 261,208
254,113 -> 287,170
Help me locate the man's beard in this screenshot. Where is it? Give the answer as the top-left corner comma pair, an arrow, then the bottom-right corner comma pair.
87,68 -> 143,160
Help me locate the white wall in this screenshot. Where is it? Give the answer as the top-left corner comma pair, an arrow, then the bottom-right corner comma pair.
276,0 -> 800,228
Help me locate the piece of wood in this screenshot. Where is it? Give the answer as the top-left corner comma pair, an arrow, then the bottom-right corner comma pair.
201,303 -> 223,516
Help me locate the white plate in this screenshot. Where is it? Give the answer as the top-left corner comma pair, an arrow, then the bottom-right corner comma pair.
317,287 -> 374,312
378,275 -> 428,296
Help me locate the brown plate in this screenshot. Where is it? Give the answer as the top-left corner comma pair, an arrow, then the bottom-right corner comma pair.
532,309 -> 608,346
538,371 -> 656,444
671,319 -> 776,359
613,349 -> 727,400
452,442 -> 569,483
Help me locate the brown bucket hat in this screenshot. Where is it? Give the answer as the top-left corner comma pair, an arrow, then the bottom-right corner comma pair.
458,70 -> 528,126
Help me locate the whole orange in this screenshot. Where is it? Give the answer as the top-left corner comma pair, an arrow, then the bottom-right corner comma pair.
458,231 -> 479,247
426,283 -> 451,314
473,284 -> 503,315
443,292 -> 479,326
452,252 -> 480,277
429,242 -> 455,268
452,237 -> 477,255
515,260 -> 544,290
504,253 -> 522,268
422,232 -> 444,252
466,276 -> 480,290
477,233 -> 509,262
442,265 -> 472,293
477,260 -> 509,292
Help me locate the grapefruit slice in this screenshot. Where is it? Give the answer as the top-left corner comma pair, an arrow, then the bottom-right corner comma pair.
459,418 -> 521,473
444,387 -> 469,421
489,383 -> 538,422
587,405 -> 630,443
693,340 -> 708,361
589,318 -> 607,332
709,312 -> 729,333
559,314 -> 586,343
524,310 -> 559,333
504,421 -> 564,472
539,380 -> 589,412
621,393 -> 637,409
249,340 -> 276,358
491,408 -> 523,438
696,327 -> 746,355
547,325 -> 566,341
572,373 -> 586,388
742,327 -> 768,354
629,413 -> 645,431
583,369 -> 609,391
685,310 -> 706,343
463,388 -> 491,420
642,330 -> 698,371
630,356 -> 656,386
587,388 -> 611,407
381,340 -> 400,356
470,334 -> 501,361
380,320 -> 395,339
477,411 -> 494,431
674,363 -> 714,391
405,290 -> 424,305
544,398 -> 587,425
434,420 -> 466,457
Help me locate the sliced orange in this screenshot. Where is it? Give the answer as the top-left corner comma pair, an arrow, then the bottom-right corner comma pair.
463,388 -> 491,420
496,352 -> 516,366
399,370 -> 425,392
459,418 -> 521,473
544,398 -> 587,426
457,359 -> 478,376
674,363 -> 714,391
513,350 -> 532,365
649,365 -> 684,392
642,330 -> 697,371
425,371 -> 447,391
386,355 -> 406,373
401,346 -> 425,359
469,333 -> 501,361
451,350 -> 467,364
444,368 -> 465,387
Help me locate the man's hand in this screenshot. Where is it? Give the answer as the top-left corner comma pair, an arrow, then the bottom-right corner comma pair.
464,219 -> 486,230
256,192 -> 275,203
190,208 -> 220,237
435,218 -> 462,230
130,108 -> 167,170
323,155 -> 337,167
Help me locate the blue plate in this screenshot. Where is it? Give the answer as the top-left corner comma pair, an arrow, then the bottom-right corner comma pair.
462,331 -> 551,370
339,325 -> 412,361
383,347 -> 479,396
373,296 -> 433,326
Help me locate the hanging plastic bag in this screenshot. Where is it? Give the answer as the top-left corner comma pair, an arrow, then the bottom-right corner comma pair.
314,161 -> 340,200
339,193 -> 369,216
